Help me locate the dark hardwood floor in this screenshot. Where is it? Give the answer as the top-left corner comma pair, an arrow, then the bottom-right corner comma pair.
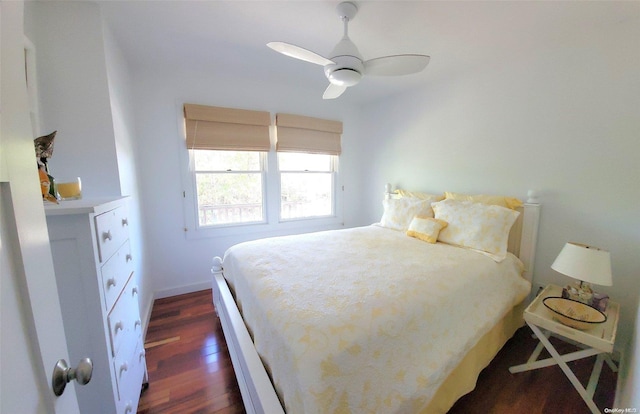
449,327 -> 617,414
138,289 -> 617,414
137,289 -> 244,413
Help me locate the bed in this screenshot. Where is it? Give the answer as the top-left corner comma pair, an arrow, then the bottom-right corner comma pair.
211,190 -> 540,413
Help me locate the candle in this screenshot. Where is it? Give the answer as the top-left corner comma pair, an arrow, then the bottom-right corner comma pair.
57,177 -> 82,200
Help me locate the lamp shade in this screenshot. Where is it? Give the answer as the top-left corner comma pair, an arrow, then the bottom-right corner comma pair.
551,242 -> 612,286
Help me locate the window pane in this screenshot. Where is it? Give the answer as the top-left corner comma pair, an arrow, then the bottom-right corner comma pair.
194,150 -> 261,171
278,152 -> 331,171
196,172 -> 263,225
280,172 -> 332,219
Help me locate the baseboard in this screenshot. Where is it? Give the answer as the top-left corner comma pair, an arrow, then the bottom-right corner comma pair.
153,281 -> 212,300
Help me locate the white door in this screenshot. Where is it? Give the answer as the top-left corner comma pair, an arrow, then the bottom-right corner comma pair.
0,2 -> 80,413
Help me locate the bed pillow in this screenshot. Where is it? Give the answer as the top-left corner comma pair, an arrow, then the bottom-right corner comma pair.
432,199 -> 520,261
444,192 -> 523,210
406,216 -> 448,243
397,189 -> 445,202
380,197 -> 434,231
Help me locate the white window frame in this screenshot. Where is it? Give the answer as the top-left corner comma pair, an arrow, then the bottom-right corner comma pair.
278,153 -> 338,222
192,150 -> 268,229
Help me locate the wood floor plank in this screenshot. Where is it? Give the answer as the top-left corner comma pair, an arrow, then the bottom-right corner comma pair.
138,289 -> 617,413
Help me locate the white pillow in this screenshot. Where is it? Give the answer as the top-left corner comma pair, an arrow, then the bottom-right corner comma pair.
380,198 -> 434,231
432,199 -> 520,261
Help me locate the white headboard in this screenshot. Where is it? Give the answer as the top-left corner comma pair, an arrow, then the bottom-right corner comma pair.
511,203 -> 541,284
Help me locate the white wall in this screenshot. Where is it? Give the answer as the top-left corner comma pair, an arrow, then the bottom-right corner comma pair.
24,2 -> 121,198
358,8 -> 640,402
130,66 -> 368,298
618,297 -> 640,408
101,23 -> 150,323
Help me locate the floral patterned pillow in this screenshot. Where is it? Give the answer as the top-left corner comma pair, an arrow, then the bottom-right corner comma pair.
380,198 -> 434,231
406,216 -> 448,243
432,199 -> 520,261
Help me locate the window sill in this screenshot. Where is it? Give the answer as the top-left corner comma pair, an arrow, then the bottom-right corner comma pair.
184,215 -> 344,241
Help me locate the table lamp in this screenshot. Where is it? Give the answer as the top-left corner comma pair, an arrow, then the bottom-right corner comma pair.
551,242 -> 612,309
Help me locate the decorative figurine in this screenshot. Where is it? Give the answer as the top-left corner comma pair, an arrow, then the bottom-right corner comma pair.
34,131 -> 58,203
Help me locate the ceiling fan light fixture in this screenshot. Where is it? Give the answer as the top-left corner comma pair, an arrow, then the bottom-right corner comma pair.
266,1 -> 430,99
328,68 -> 362,86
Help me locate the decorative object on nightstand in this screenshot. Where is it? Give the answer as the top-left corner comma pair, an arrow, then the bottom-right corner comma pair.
551,242 -> 612,317
542,296 -> 606,330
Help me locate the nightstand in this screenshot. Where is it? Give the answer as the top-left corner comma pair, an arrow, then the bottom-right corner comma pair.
509,284 -> 619,414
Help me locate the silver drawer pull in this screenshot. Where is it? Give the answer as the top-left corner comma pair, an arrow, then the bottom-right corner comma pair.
132,286 -> 139,295
125,404 -> 133,414
139,350 -> 146,362
121,218 -> 129,227
106,278 -> 117,288
102,231 -> 112,242
114,321 -> 123,333
119,362 -> 128,376
134,319 -> 141,329
125,254 -> 133,262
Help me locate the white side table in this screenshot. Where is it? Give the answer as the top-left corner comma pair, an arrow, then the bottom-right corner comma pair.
509,284 -> 619,414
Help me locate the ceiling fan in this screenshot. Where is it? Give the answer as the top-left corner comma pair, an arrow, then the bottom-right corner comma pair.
267,1 -> 430,100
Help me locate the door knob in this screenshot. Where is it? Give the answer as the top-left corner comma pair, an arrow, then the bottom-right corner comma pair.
52,357 -> 93,397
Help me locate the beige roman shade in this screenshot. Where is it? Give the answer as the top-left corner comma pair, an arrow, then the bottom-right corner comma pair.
275,113 -> 342,155
184,103 -> 271,151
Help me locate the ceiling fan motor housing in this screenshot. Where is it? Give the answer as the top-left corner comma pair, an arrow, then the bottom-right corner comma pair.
325,35 -> 364,86
324,55 -> 363,86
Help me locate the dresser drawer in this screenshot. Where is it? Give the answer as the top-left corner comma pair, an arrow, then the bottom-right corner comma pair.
101,240 -> 134,313
107,275 -> 142,357
95,206 -> 130,263
114,341 -> 146,414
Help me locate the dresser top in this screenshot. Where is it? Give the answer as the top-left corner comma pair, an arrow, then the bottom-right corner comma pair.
44,196 -> 129,216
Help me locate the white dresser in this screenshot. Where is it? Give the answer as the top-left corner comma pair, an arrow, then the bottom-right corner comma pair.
45,197 -> 147,414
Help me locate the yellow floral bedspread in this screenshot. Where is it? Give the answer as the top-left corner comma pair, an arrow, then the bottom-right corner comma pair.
222,225 -> 530,413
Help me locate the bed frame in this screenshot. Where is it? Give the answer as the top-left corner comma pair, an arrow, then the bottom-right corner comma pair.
211,194 -> 541,414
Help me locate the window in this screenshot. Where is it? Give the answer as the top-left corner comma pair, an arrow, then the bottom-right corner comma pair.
279,152 -> 336,220
182,105 -> 343,235
193,150 -> 265,226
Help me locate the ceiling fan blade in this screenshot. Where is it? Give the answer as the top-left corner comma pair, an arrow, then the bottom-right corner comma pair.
323,83 -> 347,100
267,42 -> 334,66
364,54 -> 430,76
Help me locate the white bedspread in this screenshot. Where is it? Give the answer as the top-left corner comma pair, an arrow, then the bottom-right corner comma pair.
222,225 -> 530,413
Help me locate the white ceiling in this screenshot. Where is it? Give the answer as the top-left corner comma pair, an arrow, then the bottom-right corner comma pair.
99,0 -> 638,104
